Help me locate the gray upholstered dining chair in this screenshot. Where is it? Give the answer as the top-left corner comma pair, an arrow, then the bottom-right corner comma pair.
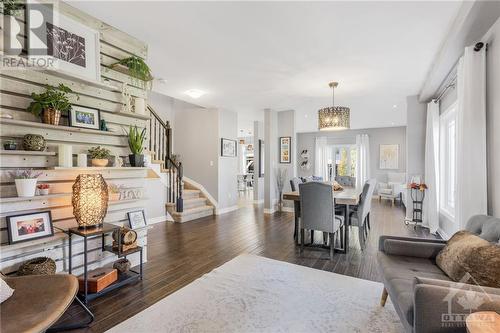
335,176 -> 356,187
349,179 -> 377,249
299,182 -> 344,259
289,177 -> 303,192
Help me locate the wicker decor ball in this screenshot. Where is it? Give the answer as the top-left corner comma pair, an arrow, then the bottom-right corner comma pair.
113,258 -> 131,273
23,134 -> 46,151
17,257 -> 56,276
72,174 -> 109,228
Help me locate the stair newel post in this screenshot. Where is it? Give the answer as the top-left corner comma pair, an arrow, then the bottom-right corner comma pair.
177,162 -> 183,213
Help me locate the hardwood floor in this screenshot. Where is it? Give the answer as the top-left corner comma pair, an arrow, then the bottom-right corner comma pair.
59,200 -> 436,332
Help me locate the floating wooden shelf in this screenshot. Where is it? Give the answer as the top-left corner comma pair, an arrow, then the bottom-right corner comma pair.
49,167 -> 149,171
0,193 -> 68,203
0,119 -> 127,137
0,150 -> 57,156
0,232 -> 67,252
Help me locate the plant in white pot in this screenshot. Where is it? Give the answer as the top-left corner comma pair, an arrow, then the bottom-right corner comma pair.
88,146 -> 111,167
10,169 -> 43,197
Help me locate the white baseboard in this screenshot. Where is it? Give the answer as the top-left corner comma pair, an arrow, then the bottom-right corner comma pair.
264,208 -> 276,214
148,215 -> 170,225
437,228 -> 450,240
216,205 -> 239,215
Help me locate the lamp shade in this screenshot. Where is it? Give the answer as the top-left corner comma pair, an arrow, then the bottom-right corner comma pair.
318,106 -> 350,130
72,174 -> 109,228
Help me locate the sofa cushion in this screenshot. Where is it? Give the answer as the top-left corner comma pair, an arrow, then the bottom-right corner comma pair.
0,277 -> 14,304
377,252 -> 450,327
436,230 -> 500,288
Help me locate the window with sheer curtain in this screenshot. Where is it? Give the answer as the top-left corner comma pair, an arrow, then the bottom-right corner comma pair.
439,102 -> 457,221
326,145 -> 357,181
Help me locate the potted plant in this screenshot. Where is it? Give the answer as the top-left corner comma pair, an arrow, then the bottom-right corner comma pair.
127,125 -> 146,167
3,139 -> 17,150
108,184 -> 121,201
26,84 -> 74,125
1,0 -> 24,16
88,146 -> 111,167
111,56 -> 153,90
275,168 -> 288,212
10,169 -> 43,197
37,183 -> 50,195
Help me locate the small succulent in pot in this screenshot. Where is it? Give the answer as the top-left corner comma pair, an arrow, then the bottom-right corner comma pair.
37,183 -> 50,195
127,125 -> 146,167
26,84 -> 75,126
88,146 -> 111,167
3,139 -> 17,150
10,169 -> 43,197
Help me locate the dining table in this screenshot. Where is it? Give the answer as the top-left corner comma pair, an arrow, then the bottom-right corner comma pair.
282,185 -> 363,254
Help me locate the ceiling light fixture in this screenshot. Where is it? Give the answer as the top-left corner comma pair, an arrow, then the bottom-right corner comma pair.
184,89 -> 206,99
318,82 -> 350,131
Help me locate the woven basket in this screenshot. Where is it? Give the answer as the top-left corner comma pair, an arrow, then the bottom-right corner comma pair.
42,108 -> 61,125
17,257 -> 56,276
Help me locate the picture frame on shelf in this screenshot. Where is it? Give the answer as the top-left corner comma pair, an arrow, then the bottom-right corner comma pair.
127,210 -> 147,230
279,137 -> 291,164
6,211 -> 54,244
69,106 -> 101,130
26,1 -> 101,82
221,138 -> 237,157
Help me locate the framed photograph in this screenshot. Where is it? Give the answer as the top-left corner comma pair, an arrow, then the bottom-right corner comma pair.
259,139 -> 265,177
6,211 -> 54,244
69,106 -> 100,130
221,138 -> 237,157
27,2 -> 101,82
379,144 -> 399,169
127,210 -> 147,230
279,137 -> 291,164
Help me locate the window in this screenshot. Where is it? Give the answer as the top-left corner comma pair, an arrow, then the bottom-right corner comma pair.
328,145 -> 357,181
439,102 -> 457,220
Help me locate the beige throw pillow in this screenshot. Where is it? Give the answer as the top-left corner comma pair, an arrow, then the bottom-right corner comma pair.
0,277 -> 14,303
436,231 -> 500,288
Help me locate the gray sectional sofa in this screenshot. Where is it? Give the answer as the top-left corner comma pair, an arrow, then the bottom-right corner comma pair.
377,215 -> 500,333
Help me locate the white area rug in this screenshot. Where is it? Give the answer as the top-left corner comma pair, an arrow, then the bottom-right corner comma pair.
107,254 -> 403,333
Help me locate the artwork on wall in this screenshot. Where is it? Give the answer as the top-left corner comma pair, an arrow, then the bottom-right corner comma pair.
27,3 -> 101,82
279,137 -> 291,164
300,150 -> 311,170
259,139 -> 265,177
127,210 -> 147,230
379,144 -> 399,169
221,138 -> 237,157
69,106 -> 100,130
6,211 -> 54,244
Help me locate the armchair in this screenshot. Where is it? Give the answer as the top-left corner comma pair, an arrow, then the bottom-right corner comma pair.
378,172 -> 406,206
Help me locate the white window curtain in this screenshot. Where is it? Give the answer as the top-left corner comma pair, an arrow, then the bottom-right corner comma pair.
314,137 -> 331,181
423,100 -> 440,234
456,46 -> 487,229
355,134 -> 370,186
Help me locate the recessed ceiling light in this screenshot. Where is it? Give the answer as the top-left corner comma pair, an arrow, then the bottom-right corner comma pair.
304,114 -> 308,118
184,89 -> 206,99
393,104 -> 398,108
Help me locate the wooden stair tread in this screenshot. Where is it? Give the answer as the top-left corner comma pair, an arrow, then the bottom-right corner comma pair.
170,205 -> 213,217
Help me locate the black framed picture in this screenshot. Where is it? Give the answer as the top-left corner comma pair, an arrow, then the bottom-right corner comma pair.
221,138 -> 237,157
69,106 -> 101,130
279,137 -> 291,164
259,139 -> 265,177
127,210 -> 147,230
6,211 -> 54,244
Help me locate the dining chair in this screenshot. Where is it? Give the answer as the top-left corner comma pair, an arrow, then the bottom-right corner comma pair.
348,179 -> 377,249
289,177 -> 303,192
299,182 -> 344,259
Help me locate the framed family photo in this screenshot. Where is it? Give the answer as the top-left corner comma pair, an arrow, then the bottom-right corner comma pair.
221,138 -> 237,157
279,137 -> 291,164
6,211 -> 54,244
69,106 -> 100,130
127,210 -> 147,230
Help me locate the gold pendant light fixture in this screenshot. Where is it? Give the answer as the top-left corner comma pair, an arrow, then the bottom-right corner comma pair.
318,81 -> 350,131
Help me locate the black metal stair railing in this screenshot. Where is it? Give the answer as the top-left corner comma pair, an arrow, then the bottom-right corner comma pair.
147,106 -> 183,213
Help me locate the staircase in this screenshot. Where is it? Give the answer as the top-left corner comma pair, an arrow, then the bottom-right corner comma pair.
148,106 -> 215,223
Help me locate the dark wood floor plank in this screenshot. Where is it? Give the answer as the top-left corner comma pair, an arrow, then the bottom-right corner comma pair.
57,200 -> 436,332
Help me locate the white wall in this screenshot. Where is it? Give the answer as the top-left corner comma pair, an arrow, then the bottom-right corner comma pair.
218,110 -> 239,210
253,121 -> 264,203
296,126 -> 407,183
277,110 -> 297,208
264,109 -> 278,213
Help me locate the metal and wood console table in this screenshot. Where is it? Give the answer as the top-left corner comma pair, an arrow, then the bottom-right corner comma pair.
68,223 -> 143,304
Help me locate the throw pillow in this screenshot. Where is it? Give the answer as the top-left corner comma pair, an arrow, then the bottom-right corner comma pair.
0,277 -> 14,303
436,230 -> 500,288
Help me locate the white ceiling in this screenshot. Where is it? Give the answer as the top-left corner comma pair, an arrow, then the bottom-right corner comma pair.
70,0 -> 462,133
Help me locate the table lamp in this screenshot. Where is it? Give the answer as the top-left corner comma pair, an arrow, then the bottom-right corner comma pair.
72,174 -> 109,228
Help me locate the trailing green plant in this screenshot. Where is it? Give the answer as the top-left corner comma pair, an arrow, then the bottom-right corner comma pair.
88,146 -> 111,159
1,0 -> 24,16
112,56 -> 153,89
127,125 -> 146,155
26,84 -> 75,117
